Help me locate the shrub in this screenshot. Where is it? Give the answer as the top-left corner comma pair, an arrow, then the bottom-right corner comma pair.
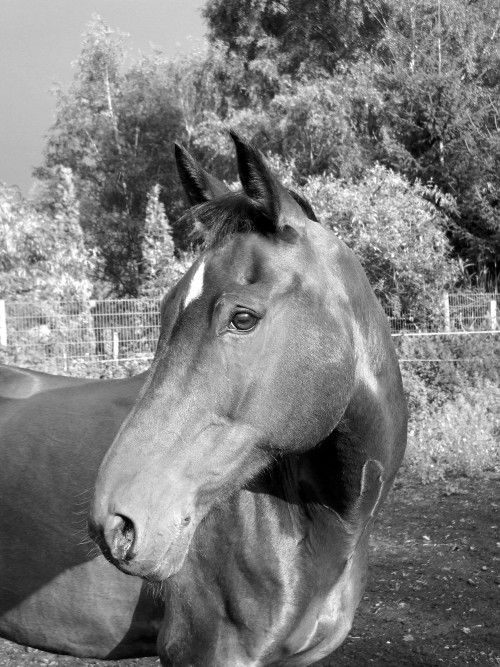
404,380 -> 500,483
395,333 -> 500,410
397,334 -> 500,482
301,165 -> 459,318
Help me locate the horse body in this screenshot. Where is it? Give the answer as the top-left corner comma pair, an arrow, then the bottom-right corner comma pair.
90,135 -> 407,666
153,223 -> 403,666
0,365 -> 162,658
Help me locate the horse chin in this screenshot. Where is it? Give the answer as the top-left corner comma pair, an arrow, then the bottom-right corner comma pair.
146,545 -> 190,582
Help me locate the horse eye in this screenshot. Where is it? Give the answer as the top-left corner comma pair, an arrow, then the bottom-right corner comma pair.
229,311 -> 258,332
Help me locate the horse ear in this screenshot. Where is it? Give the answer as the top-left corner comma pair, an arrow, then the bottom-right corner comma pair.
288,189 -> 318,222
229,131 -> 307,231
175,143 -> 230,205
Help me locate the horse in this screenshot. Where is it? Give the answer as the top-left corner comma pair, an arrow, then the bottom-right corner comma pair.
0,364 -> 163,657
89,132 -> 408,666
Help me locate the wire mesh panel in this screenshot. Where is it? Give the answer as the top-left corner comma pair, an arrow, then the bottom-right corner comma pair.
386,292 -> 498,335
448,293 -> 498,331
90,299 -> 161,361
0,293 -> 498,374
0,299 -> 161,373
383,307 -> 443,334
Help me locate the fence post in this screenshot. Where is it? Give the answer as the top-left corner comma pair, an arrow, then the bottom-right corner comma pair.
0,300 -> 6,347
442,292 -> 450,332
490,300 -> 497,331
112,331 -> 119,361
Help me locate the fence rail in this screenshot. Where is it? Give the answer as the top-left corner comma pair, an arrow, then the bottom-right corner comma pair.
0,293 -> 498,373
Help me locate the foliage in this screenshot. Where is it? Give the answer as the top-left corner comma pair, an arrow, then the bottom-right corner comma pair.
403,380 -> 500,483
34,15 -> 186,296
214,66 -> 382,182
203,0 -> 389,76
395,334 -> 499,407
372,0 -> 500,286
30,3 -> 500,298
177,49 -> 384,185
299,165 -> 459,314
0,342 -> 151,379
397,334 -> 500,482
201,0 -> 500,289
140,184 -> 189,296
0,173 -> 94,301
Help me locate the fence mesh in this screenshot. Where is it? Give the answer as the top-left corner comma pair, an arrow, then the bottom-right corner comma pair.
0,293 -> 498,374
0,299 -> 160,374
384,292 -> 499,335
448,293 -> 498,331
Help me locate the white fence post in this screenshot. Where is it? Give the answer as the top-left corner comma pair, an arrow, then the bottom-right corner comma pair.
490,300 -> 497,331
0,300 -> 6,347
442,292 -> 450,332
112,331 -> 119,361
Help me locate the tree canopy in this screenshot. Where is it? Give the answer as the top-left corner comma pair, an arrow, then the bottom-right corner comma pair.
0,172 -> 94,301
28,2 -> 500,299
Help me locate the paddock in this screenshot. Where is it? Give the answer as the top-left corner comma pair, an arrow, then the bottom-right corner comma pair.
0,473 -> 497,666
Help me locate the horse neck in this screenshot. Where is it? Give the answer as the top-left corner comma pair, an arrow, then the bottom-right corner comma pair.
177,454 -> 354,601
245,448 -> 354,546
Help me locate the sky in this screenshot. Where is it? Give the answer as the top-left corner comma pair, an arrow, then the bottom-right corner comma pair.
0,0 -> 206,196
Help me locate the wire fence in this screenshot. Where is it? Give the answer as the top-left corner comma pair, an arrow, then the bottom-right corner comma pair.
385,292 -> 498,335
0,298 -> 160,374
0,292 -> 498,374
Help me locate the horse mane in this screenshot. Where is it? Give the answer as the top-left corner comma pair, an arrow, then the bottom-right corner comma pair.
181,189 -> 316,250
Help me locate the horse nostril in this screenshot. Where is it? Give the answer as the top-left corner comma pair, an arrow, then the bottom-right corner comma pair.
107,514 -> 136,563
182,515 -> 191,527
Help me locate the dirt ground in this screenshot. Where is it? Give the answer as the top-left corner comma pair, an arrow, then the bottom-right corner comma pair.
1,474 -> 498,667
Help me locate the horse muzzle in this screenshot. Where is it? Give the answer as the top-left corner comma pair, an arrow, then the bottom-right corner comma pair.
88,501 -> 196,580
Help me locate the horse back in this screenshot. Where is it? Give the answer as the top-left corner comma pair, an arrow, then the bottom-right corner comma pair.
0,364 -> 94,399
0,365 -> 162,658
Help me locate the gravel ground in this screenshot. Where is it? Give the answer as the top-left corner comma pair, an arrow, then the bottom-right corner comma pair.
1,474 -> 498,666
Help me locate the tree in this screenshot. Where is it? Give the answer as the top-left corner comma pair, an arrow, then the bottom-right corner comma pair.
372,0 -> 500,286
35,15 -> 186,296
203,0 -> 389,77
33,2 -> 500,298
141,184 -> 177,296
201,0 -> 500,287
248,66 -> 382,181
176,48 -> 384,185
0,174 -> 94,301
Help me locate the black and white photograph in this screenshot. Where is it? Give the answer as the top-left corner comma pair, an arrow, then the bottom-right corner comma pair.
0,1 -> 498,665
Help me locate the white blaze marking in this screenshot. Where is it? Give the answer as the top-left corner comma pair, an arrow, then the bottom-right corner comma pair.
184,260 -> 205,309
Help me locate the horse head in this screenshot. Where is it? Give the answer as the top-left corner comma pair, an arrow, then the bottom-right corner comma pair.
89,133 -> 404,586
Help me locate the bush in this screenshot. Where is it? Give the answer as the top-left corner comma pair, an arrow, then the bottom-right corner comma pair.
404,381 -> 500,483
301,165 -> 459,318
395,334 -> 500,411
397,334 -> 500,482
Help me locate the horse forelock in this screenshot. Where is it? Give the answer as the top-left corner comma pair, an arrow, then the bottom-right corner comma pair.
182,191 -> 304,249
